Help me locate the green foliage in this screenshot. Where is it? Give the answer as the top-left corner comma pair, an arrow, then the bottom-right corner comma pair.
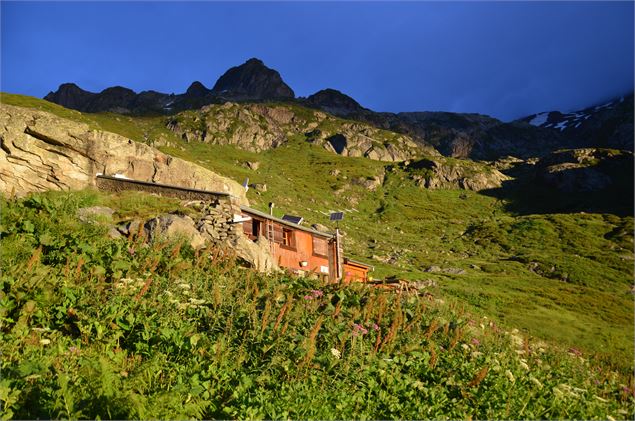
1,192 -> 634,419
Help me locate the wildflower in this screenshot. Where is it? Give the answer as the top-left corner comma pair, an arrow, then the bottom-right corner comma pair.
128,247 -> 135,256
471,338 -> 480,346
471,351 -> 483,359
461,343 -> 470,351
39,339 -> 51,345
529,376 -> 543,389
505,370 -> 515,383
519,361 -> 530,371
188,298 -> 206,305
352,323 -> 368,336
371,323 -> 380,331
330,348 -> 341,359
178,283 -> 191,290
303,295 -> 313,300
479,323 -> 485,330
310,289 -> 323,298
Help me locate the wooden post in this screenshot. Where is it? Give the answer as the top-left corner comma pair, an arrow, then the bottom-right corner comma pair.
335,228 -> 343,282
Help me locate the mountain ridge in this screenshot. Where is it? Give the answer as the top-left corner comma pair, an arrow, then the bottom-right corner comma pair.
43,57 -> 634,160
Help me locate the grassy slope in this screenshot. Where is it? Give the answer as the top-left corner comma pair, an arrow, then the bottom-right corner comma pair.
2,93 -> 633,374
1,191 -> 634,419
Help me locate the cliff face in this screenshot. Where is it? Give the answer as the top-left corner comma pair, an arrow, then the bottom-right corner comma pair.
0,104 -> 247,203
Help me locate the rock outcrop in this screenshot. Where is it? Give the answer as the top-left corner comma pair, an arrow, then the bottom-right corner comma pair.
534,148 -> 634,193
405,157 -> 509,191
0,104 -> 247,202
166,102 -> 431,161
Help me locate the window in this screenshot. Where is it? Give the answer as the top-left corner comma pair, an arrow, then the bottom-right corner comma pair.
312,236 -> 328,257
282,228 -> 294,248
252,219 -> 261,238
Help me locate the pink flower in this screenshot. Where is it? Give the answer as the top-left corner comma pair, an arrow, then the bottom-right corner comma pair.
310,290 -> 324,298
352,323 -> 368,336
303,295 -> 313,300
372,323 -> 380,331
471,338 -> 480,346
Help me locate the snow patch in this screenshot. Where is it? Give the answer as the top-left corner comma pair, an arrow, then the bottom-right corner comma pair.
528,112 -> 549,126
113,173 -> 130,180
594,101 -> 613,111
554,121 -> 568,131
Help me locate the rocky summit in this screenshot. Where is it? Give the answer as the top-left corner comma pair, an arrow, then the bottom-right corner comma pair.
211,58 -> 295,101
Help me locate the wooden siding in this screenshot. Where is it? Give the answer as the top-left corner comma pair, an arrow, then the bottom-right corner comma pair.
343,262 -> 369,284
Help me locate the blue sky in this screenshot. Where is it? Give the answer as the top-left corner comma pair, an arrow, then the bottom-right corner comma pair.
1,1 -> 633,120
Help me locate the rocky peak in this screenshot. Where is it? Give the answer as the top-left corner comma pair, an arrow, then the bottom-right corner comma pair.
44,83 -> 96,110
211,57 -> 295,100
186,81 -> 210,97
304,88 -> 367,116
84,86 -> 137,113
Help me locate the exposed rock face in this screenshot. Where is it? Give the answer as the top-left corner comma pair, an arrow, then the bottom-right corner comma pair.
405,157 -> 509,191
303,89 -> 367,116
166,102 -> 431,161
0,103 -> 247,202
211,58 -> 295,101
534,148 -> 634,193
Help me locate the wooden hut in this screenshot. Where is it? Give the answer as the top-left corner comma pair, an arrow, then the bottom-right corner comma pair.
240,206 -> 372,283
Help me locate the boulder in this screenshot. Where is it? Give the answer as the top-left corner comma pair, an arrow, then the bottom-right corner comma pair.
245,161 -> 260,170
232,235 -> 277,273
144,214 -> 206,250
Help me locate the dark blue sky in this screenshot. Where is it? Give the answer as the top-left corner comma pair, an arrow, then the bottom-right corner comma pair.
1,1 -> 633,121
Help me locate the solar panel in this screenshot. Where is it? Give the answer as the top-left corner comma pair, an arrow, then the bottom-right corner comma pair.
282,214 -> 304,225
329,212 -> 344,221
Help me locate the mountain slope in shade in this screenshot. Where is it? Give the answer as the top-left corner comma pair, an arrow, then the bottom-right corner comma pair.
518,93 -> 634,151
